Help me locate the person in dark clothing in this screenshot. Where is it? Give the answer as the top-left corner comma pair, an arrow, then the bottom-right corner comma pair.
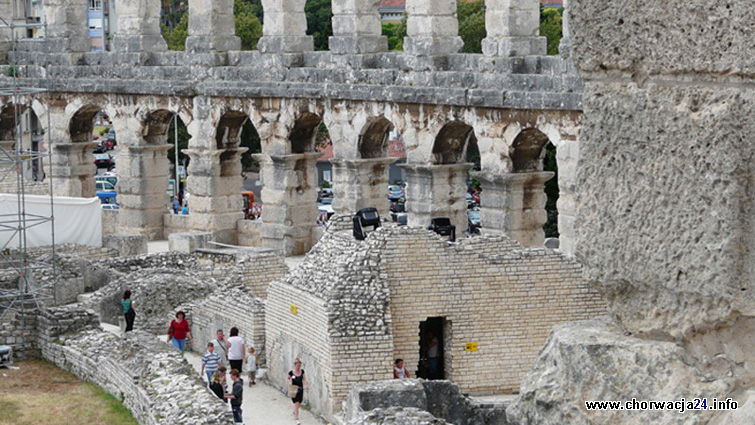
287,358 -> 309,425
121,290 -> 135,332
209,369 -> 225,401
225,369 -> 244,423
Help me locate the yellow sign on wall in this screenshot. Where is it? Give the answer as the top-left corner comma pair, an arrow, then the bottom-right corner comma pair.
465,342 -> 479,352
290,304 -> 299,315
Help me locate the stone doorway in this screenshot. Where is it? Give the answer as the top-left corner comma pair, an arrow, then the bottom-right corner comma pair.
418,317 -> 448,380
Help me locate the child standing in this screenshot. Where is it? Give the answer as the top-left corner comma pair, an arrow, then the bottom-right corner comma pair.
201,342 -> 221,385
246,347 -> 257,386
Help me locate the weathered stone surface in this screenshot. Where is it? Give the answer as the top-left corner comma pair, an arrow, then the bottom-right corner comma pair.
347,407 -> 450,425
103,233 -> 149,256
506,317 -> 736,425
168,231 -> 214,253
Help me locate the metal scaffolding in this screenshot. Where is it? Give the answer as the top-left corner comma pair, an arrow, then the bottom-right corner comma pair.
0,13 -> 57,321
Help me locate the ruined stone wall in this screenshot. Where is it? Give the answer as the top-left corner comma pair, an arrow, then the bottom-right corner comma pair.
194,248 -> 289,298
381,229 -> 604,395
180,286 -> 267,363
38,305 -> 231,425
0,298 -> 38,360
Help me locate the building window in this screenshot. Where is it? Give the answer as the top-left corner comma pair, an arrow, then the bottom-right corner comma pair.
89,0 -> 103,10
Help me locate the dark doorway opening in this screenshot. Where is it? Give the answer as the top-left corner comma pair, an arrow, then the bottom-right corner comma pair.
418,317 -> 447,380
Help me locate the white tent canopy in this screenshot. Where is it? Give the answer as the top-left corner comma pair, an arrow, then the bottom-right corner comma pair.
0,194 -> 102,249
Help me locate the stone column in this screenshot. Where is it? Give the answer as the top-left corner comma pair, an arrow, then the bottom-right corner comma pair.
186,0 -> 241,52
112,0 -> 168,52
404,0 -> 464,56
476,171 -> 554,248
400,163 -> 472,232
482,0 -> 546,57
117,144 -> 172,239
558,0 -> 571,57
329,0 -> 387,54
257,0 -> 314,53
253,152 -> 321,255
183,147 -> 247,243
18,0 -> 89,52
48,142 -> 97,197
330,157 -> 394,217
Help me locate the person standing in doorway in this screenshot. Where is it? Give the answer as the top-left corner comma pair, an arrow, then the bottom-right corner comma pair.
287,358 -> 309,425
426,331 -> 440,379
167,311 -> 192,352
201,342 -> 221,386
121,290 -> 135,332
225,369 -> 244,423
226,327 -> 246,372
393,359 -> 410,379
210,329 -> 228,366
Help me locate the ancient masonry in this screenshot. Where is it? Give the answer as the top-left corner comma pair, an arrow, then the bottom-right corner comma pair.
265,223 -> 605,419
1,0 -> 582,257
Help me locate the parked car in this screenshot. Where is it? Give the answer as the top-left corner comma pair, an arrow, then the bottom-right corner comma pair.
468,209 -> 481,235
94,153 -> 114,170
96,180 -> 116,192
317,188 -> 334,203
387,185 -> 405,201
93,140 -> 108,153
96,191 -> 118,206
106,128 -> 117,146
96,174 -> 118,188
101,203 -> 120,210
318,197 -> 335,218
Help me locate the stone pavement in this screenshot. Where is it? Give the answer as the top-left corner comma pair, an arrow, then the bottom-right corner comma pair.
100,323 -> 326,425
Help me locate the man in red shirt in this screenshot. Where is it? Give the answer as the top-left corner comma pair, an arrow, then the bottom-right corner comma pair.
167,311 -> 192,352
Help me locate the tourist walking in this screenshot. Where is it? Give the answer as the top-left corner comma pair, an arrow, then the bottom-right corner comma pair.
226,327 -> 246,372
209,369 -> 226,401
210,329 -> 229,366
201,342 -> 222,385
167,311 -> 192,352
121,290 -> 135,332
287,358 -> 309,425
393,359 -> 410,379
225,369 -> 244,423
246,347 -> 257,386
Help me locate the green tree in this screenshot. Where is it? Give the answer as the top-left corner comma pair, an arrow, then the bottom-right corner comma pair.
305,0 -> 333,51
240,120 -> 262,172
162,12 -> 188,51
167,116 -> 191,168
457,0 -> 486,54
382,13 -> 407,51
540,6 -> 563,55
235,0 -> 263,50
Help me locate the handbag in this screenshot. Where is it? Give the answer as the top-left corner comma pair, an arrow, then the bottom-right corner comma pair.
287,384 -> 300,398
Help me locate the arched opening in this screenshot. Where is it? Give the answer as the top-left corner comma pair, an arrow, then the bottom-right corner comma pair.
509,128 -> 559,243
305,0 -> 333,51
0,104 -> 45,182
290,112 -> 322,154
358,117 -> 392,159
165,115 -> 191,212
457,0 -> 486,53
432,121 -> 476,165
215,111 -> 262,220
69,104 -> 113,198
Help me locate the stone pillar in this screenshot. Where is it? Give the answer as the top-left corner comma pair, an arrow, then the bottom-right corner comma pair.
482,0 -> 546,57
117,145 -> 172,240
253,153 -> 321,256
330,157 -> 394,217
112,0 -> 168,52
404,0 -> 464,56
49,142 -> 97,197
183,147 -> 247,244
19,0 -> 89,52
558,0 -> 571,57
257,0 -> 314,53
186,0 -> 241,52
554,140 -> 578,256
329,0 -> 387,54
400,163 -> 471,232
476,171 -> 554,248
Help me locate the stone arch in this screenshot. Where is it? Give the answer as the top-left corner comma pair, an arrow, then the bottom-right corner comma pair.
142,109 -> 177,145
69,104 -> 104,143
290,112 -> 322,154
358,116 -> 394,159
510,128 -> 551,172
0,103 -> 24,141
432,121 -> 477,165
216,110 -> 249,150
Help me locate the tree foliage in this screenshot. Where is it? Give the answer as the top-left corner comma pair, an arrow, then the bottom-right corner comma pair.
240,120 -> 262,172
540,6 -> 563,55
382,15 -> 407,51
305,0 -> 333,51
167,116 -> 191,167
162,12 -> 188,51
161,0 -> 262,51
457,0 -> 486,54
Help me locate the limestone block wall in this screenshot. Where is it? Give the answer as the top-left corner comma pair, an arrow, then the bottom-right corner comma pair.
0,299 -> 38,360
381,229 -> 605,394
180,287 -> 267,363
38,306 -> 231,425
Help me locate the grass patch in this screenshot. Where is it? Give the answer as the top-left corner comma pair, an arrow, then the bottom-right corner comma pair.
0,360 -> 138,425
